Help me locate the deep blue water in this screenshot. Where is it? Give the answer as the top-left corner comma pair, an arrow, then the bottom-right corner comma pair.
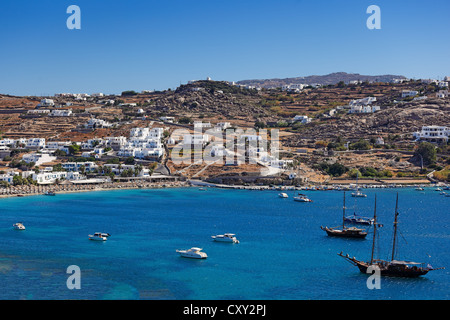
0,187 -> 448,300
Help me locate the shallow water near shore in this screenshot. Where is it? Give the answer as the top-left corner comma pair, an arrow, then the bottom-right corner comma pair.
0,187 -> 448,300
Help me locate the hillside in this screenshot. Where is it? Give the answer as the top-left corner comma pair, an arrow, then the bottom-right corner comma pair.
237,72 -> 407,88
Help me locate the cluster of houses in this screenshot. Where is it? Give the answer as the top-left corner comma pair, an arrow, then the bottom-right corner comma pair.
0,126 -> 167,186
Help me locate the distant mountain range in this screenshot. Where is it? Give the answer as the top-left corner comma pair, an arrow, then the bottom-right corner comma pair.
236,72 -> 407,88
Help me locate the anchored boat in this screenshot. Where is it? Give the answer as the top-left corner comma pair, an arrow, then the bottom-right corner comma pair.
211,233 -> 239,243
176,247 -> 208,259
338,193 -> 444,277
320,192 -> 368,239
13,222 -> 26,230
293,194 -> 312,202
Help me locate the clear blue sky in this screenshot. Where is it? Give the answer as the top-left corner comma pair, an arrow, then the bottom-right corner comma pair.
1,0 -> 449,96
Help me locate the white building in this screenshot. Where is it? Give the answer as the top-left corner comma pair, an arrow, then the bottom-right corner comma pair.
413,126 -> 449,143
22,153 -> 56,166
32,171 -> 85,185
349,105 -> 380,114
292,115 -> 311,124
106,136 -> 128,150
438,81 -> 448,88
27,109 -> 50,115
103,164 -> 150,177
183,134 -> 210,145
26,138 -> 46,149
281,84 -> 306,92
194,121 -> 212,129
61,162 -> 98,172
349,97 -> 377,106
436,90 -> 449,98
38,99 -> 55,107
84,118 -> 113,129
49,109 -> 72,117
375,136 -> 385,145
45,141 -> 71,151
0,138 -> 16,147
401,90 -> 419,98
160,116 -> 175,123
215,122 -> 231,130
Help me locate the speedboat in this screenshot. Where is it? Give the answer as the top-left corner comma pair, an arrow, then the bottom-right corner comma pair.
211,233 -> 239,243
415,187 -> 424,191
44,191 -> 56,196
344,214 -> 374,225
293,194 -> 312,202
198,187 -> 206,191
176,247 -> 208,259
351,191 -> 367,198
13,223 -> 26,230
278,193 -> 288,198
88,232 -> 110,241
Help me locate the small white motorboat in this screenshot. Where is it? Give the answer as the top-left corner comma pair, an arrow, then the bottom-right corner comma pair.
88,232 -> 110,241
351,191 -> 367,198
176,247 -> 208,259
415,187 -> 424,191
278,193 -> 288,198
211,233 -> 239,243
13,223 -> 26,230
293,194 -> 312,202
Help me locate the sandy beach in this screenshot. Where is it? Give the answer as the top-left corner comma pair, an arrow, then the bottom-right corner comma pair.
0,180 -> 190,198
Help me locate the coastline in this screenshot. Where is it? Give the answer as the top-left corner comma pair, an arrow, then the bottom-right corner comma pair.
0,180 -> 190,199
0,178 -> 441,199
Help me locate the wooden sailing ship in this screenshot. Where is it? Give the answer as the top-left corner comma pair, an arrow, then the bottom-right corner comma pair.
320,192 -> 368,239
338,193 -> 444,277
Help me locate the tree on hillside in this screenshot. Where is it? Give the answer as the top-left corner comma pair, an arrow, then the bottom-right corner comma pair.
415,142 -> 437,166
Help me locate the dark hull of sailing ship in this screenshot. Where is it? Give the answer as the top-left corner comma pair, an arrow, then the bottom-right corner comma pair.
321,226 -> 367,238
321,192 -> 368,239
338,253 -> 432,278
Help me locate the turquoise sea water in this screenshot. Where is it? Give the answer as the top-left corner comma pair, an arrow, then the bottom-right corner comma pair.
0,187 -> 448,300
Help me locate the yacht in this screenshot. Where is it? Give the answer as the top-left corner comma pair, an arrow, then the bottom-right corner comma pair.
88,232 -> 110,241
278,193 -> 288,198
13,223 -> 26,230
211,233 -> 239,243
176,247 -> 208,259
351,190 -> 367,198
44,191 -> 56,196
293,194 -> 312,202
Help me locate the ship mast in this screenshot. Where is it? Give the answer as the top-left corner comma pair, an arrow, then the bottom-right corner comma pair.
342,192 -> 346,230
391,193 -> 399,261
370,194 -> 377,265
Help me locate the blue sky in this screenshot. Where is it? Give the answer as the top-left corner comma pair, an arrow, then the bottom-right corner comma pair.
0,0 -> 449,96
